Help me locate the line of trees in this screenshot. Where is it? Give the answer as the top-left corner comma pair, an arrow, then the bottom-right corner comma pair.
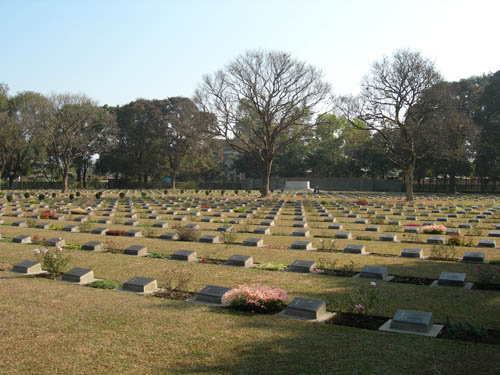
1,49 -> 498,199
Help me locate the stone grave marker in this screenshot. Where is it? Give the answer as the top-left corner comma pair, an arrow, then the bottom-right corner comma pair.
191,285 -> 232,305
328,223 -> 343,230
62,267 -> 94,284
379,309 -> 443,337
201,217 -> 213,223
124,220 -> 139,226
254,227 -> 271,235
460,252 -> 486,263
427,236 -> 445,245
334,232 -> 352,239
12,260 -> 42,274
432,272 -> 471,289
160,232 -> 179,240
288,260 -> 316,273
400,248 -> 425,259
365,226 -> 379,232
63,225 -> 80,232
171,250 -> 197,262
293,222 -> 308,228
47,237 -> 65,247
289,241 -> 313,250
12,235 -> 31,244
122,277 -> 158,294
81,241 -> 104,251
343,244 -> 367,255
124,245 -> 148,256
91,227 -> 108,235
226,254 -> 254,267
379,233 -> 397,242
242,238 -> 264,247
199,234 -> 220,244
152,222 -> 168,228
357,265 -> 392,280
12,221 -> 27,227
124,230 -> 143,237
292,229 -> 311,237
279,297 -> 333,322
185,223 -> 200,230
488,231 -> 500,237
35,222 -> 50,229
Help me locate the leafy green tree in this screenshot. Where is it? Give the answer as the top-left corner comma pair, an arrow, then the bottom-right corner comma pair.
45,94 -> 114,191
4,92 -> 51,187
475,70 -> 500,190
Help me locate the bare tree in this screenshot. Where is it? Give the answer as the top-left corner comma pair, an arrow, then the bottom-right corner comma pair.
195,50 -> 331,196
341,49 -> 441,200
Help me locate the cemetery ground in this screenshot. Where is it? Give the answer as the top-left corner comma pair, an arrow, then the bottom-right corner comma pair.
1,190 -> 500,374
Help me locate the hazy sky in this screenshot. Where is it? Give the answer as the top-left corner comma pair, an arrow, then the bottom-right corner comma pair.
2,0 -> 499,106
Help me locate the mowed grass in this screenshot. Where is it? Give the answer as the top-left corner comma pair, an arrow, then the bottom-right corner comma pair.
1,191 -> 500,374
1,272 -> 500,375
1,240 -> 500,328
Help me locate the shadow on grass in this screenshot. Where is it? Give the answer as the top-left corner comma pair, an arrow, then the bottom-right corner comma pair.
162,311 -> 500,375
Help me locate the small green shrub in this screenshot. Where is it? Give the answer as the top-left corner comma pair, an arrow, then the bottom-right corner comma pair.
24,192 -> 30,199
332,280 -> 384,315
255,262 -> 287,271
220,231 -> 236,245
38,193 -> 45,201
160,267 -> 194,298
430,244 -> 456,260
95,192 -> 101,199
76,191 -> 80,197
33,247 -> 70,277
52,192 -> 57,198
146,252 -> 170,259
6,194 -> 12,202
445,316 -> 488,339
69,193 -> 74,200
78,222 -> 92,233
87,280 -> 122,289
119,192 -> 125,199
175,225 -> 200,242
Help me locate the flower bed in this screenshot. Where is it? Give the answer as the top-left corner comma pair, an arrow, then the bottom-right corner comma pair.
106,230 -> 125,236
422,224 -> 447,234
222,285 -> 288,314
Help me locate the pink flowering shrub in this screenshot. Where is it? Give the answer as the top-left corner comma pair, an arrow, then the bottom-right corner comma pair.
422,224 -> 447,234
222,285 -> 288,314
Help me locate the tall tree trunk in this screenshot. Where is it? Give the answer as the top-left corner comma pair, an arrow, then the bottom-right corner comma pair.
8,174 -> 14,189
449,175 -> 457,194
405,156 -> 415,201
171,173 -> 176,189
82,166 -> 88,189
261,159 -> 273,197
62,164 -> 70,192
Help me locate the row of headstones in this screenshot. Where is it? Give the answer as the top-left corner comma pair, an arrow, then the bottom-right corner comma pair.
9,237 -> 481,291
6,258 -> 445,337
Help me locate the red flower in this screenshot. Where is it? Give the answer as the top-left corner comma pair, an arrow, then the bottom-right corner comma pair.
201,258 -> 206,263
42,238 -> 46,241
477,265 -> 481,269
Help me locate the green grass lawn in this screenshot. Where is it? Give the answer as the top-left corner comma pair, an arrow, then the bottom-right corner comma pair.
1,190 -> 500,374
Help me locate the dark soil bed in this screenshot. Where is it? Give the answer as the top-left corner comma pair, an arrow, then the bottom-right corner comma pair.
390,275 -> 435,286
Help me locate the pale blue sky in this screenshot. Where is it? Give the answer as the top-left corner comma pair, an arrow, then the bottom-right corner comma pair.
2,0 -> 499,106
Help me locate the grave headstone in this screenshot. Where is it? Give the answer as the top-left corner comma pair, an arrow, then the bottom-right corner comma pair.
122,277 -> 158,294
289,241 -> 313,250
400,248 -> 424,259
242,238 -> 264,247
358,265 -> 389,280
62,267 -> 94,284
124,245 -> 148,256
12,235 -> 31,244
279,297 -> 332,321
12,260 -> 42,274
199,235 -> 220,244
289,260 -> 316,273
81,241 -> 104,251
226,254 -> 253,267
171,250 -> 197,262
192,285 -> 232,305
343,244 -> 367,254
